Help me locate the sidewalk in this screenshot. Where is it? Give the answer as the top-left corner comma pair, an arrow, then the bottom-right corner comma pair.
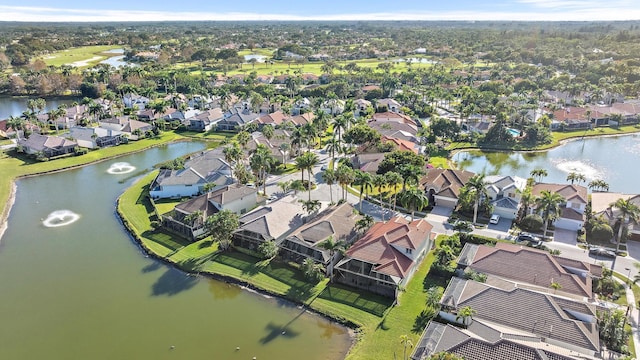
613,275 -> 640,357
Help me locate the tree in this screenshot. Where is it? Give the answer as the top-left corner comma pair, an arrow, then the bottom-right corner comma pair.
257,240 -> 279,260
610,198 -> 640,254
520,214 -> 544,232
236,130 -> 251,149
566,172 -> 586,185
588,179 -> 610,192
598,309 -> 630,353
250,144 -> 277,195
300,199 -> 321,215
318,235 -> 346,282
223,142 -> 243,180
428,352 -> 465,360
373,174 -> 388,220
353,170 -> 373,212
425,286 -> 443,310
398,188 -> 429,221
453,220 -> 474,234
399,335 -> 414,360
295,151 -> 319,202
467,174 -> 488,225
355,215 -> 374,234
377,150 -> 425,176
343,125 -> 380,151
322,168 -> 336,204
204,209 -> 239,250
385,171 -> 403,212
335,165 -> 355,202
301,258 -> 324,282
261,124 -> 274,141
535,190 -> 565,238
455,306 -> 477,327
529,168 -> 548,183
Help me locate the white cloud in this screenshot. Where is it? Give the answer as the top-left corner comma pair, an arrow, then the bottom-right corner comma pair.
0,5 -> 639,22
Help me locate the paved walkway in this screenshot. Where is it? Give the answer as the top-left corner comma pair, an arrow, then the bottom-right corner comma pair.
613,275 -> 640,357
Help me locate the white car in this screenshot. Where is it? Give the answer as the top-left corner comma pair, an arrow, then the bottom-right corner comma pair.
489,214 -> 500,224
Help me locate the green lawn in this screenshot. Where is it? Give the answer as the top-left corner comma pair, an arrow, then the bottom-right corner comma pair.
117,174 -> 450,360
37,45 -> 122,68
0,132 -> 187,225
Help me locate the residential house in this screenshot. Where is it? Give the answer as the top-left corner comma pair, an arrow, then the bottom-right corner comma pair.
162,184 -> 258,240
67,126 -> 124,149
530,183 -> 587,231
457,243 -> 602,299
320,99 -> 345,115
279,203 -> 360,273
484,175 -> 527,219
187,108 -> 225,132
334,216 -> 433,298
376,98 -> 402,113
246,129 -> 292,164
412,321 -> 588,360
370,112 -> 417,130
419,169 -> 476,209
149,149 -> 233,199
121,119 -> 154,140
591,192 -> 640,241
354,99 -> 372,115
0,119 -> 17,138
285,113 -> 315,127
550,107 -> 593,130
438,277 -> 600,357
216,104 -> 260,131
17,133 -> 77,158
381,135 -> 422,154
232,195 -> 319,251
351,153 -> 386,174
123,93 -> 149,110
255,110 -> 288,128
292,97 -> 312,115
466,120 -> 492,134
368,121 -> 418,143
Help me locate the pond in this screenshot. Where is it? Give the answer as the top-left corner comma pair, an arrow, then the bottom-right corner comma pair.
0,97 -> 77,119
99,49 -> 135,68
452,134 -> 640,193
0,141 -> 350,360
244,54 -> 268,63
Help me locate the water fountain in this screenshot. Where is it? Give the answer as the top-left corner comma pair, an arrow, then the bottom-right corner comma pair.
42,210 -> 81,228
106,162 -> 136,175
554,159 -> 602,179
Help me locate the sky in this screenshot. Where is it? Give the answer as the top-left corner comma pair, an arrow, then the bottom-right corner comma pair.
1,0 -> 640,22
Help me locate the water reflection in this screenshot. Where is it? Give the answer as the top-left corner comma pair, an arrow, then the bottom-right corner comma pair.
208,280 -> 241,300
151,268 -> 199,296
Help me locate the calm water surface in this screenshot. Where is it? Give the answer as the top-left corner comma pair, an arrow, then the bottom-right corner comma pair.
0,142 -> 350,360
452,134 -> 640,193
0,97 -> 77,119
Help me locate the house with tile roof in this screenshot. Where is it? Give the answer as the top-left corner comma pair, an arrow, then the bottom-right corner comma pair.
457,243 -> 602,299
412,321 -> 591,360
354,99 -> 372,115
285,112 -> 315,127
232,195 -> 323,251
255,110 -> 288,128
66,126 -> 124,149
279,203 -> 361,275
484,175 -> 527,220
371,112 -> 417,129
381,135 -> 423,154
530,183 -> 588,231
123,93 -> 149,110
162,184 -> 258,240
0,119 -> 17,138
334,216 -> 433,298
419,169 -> 476,209
369,120 -> 418,142
376,98 -> 402,113
149,149 -> 233,199
215,103 -> 260,131
186,108 -> 225,132
245,129 -> 292,164
591,192 -> 640,241
351,153 -> 387,174
17,133 -> 77,158
439,277 -> 600,357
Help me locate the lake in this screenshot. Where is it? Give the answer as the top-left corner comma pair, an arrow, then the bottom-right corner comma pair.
0,142 -> 350,360
452,134 -> 640,193
99,48 -> 135,68
0,97 -> 77,119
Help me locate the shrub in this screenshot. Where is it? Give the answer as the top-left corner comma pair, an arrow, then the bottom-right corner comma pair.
520,214 -> 543,232
589,223 -> 614,243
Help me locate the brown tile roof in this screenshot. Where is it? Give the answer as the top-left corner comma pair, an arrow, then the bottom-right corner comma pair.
256,110 -> 288,126
441,278 -> 600,352
286,112 -> 314,126
531,183 -> 587,204
371,111 -> 417,126
208,184 -> 256,205
463,243 -> 597,298
419,169 -> 475,200
345,216 -> 432,278
289,203 -> 360,246
381,135 -> 419,154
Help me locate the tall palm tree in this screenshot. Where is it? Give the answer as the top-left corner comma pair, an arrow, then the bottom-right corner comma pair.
588,179 -> 610,192
322,168 -> 336,204
518,187 -> 534,221
398,188 -> 429,221
335,165 -> 355,202
295,151 -> 319,201
399,334 -> 414,360
318,235 -> 346,283
325,136 -> 341,163
610,198 -> 640,254
373,174 -> 388,220
222,142 -> 243,181
535,190 -> 565,238
7,116 -> 25,139
529,168 -> 548,183
467,174 -> 488,225
385,171 -> 403,212
566,172 -> 586,185
250,144 -> 277,196
353,170 -> 373,212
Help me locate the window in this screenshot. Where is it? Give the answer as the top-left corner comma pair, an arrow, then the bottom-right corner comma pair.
405,248 -> 412,255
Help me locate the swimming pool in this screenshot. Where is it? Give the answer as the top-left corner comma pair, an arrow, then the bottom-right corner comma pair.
507,128 -> 521,137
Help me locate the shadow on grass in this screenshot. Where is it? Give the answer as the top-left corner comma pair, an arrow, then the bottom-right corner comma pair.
198,240 -> 214,249
151,268 -> 198,296
412,307 -> 436,334
423,274 -> 450,293
142,229 -> 189,252
318,283 -> 393,317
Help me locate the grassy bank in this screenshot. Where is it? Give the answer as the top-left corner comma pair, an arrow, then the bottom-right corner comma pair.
38,45 -> 122,68
0,132 -> 187,226
118,172 -> 447,360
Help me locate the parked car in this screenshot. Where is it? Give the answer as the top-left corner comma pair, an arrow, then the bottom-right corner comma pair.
321,165 -> 328,171
489,214 -> 500,224
588,246 -> 616,258
517,232 -> 541,243
266,194 -> 278,203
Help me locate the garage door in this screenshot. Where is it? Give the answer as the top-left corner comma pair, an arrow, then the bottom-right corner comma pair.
435,196 -> 457,209
554,218 -> 582,231
493,207 -> 517,220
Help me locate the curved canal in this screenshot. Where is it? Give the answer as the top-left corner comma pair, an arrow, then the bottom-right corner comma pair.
452,134 -> 640,193
0,142 -> 350,360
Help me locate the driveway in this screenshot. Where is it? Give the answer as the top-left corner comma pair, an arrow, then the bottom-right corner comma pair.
424,206 -> 453,235
553,229 -> 577,246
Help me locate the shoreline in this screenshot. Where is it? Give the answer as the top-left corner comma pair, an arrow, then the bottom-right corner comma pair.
115,191 -> 358,356
0,137 -> 195,241
447,130 -> 640,168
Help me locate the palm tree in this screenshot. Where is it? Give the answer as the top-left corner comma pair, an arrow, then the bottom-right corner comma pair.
322,168 -> 337,204
236,130 -> 251,150
529,168 -> 548,183
566,172 -> 586,185
372,174 -> 388,220
535,190 -> 565,238
425,286 -> 443,310
455,306 -> 476,327
398,188 -> 429,221
250,144 -> 277,196
325,136 -> 341,162
278,142 -> 291,165
610,198 -> 640,254
550,281 -> 562,294
353,170 -> 373,212
300,199 -> 321,215
588,179 -> 610,192
385,171 -> 403,212
467,174 -> 488,225
6,116 -> 25,139
318,235 -> 346,282
335,165 -> 355,202
518,187 -> 534,221
223,142 -> 243,181
295,151 -> 319,201
399,334 -> 414,360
